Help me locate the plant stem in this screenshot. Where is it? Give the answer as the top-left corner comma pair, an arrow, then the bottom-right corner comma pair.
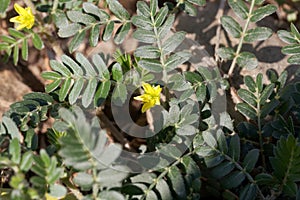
51,0 -> 59,15
257,95 -> 266,168
228,0 -> 256,77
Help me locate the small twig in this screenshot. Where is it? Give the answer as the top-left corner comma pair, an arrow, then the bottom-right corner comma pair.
214,0 -> 226,63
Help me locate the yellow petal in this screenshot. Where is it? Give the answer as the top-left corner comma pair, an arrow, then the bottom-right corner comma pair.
141,102 -> 152,113
142,82 -> 153,94
14,3 -> 26,15
9,16 -> 21,23
134,95 -> 144,101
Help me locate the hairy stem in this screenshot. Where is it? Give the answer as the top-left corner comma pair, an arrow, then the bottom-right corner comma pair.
228,0 -> 256,76
257,94 -> 266,168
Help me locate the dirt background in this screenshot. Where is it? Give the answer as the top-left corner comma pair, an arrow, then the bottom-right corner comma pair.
0,0 -> 299,120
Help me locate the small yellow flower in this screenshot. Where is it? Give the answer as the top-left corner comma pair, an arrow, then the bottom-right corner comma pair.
134,82 -> 162,113
10,3 -> 35,30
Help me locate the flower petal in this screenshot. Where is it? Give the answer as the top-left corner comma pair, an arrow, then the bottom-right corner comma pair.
9,16 -> 21,23
14,3 -> 26,15
142,82 -> 153,94
142,102 -> 152,113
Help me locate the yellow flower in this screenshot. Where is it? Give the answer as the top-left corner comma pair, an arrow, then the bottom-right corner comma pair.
134,82 -> 162,113
10,3 -> 35,30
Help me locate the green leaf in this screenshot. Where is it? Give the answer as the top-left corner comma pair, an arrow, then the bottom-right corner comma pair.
21,39 -> 28,61
82,78 -> 98,108
156,178 -> 172,200
83,2 -> 109,21
114,22 -> 131,44
0,0 -> 10,13
216,129 -> 228,153
270,135 -> 300,196
32,33 -> 44,50
112,83 -> 127,105
73,172 -> 93,189
135,45 -> 160,59
168,166 -> 186,198
260,83 -> 274,105
45,79 -> 61,93
176,124 -> 197,135
106,0 -> 130,20
228,134 -> 240,161
99,191 -> 125,200
90,24 -> 100,46
53,11 -> 68,28
48,184 -> 67,199
238,88 -> 257,107
187,0 -> 206,6
68,77 -> 84,104
40,149 -> 51,167
282,44 -> 300,55
278,30 -> 299,44
138,59 -> 163,72
61,55 -> 83,76
0,35 -> 16,43
236,52 -> 258,70
221,171 -> 246,189
133,29 -> 156,43
112,63 -> 123,81
211,161 -> 235,179
183,1 -> 197,16
217,47 -> 235,60
2,116 -> 20,140
155,6 -> 168,27
165,51 -> 191,72
69,30 -> 86,53
162,31 -> 186,53
150,0 -> 158,16
239,184 -> 257,200
137,1 -> 151,17
221,16 -> 242,38
76,53 -> 97,76
59,78 -> 73,101
58,23 -> 81,38
244,75 -> 256,93
236,103 -> 257,120
20,151 -> 33,172
50,60 -> 71,77
13,44 -> 19,66
244,27 -> 273,42
243,149 -> 259,172
67,10 -> 96,24
256,73 -> 263,93
158,15 -> 175,39
203,131 -> 217,147
94,81 -> 111,106
8,28 -> 25,39
291,23 -> 300,41
132,15 -> 152,30
92,54 -> 109,79
250,4 -> 277,23
228,0 -> 249,19
9,138 -> 21,164
261,99 -> 280,118
97,166 -> 128,187
103,21 -> 114,41
288,54 -> 300,64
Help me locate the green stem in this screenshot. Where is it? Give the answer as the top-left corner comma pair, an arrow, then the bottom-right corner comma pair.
257,96 -> 266,168
140,152 -> 191,200
228,0 -> 256,77
51,0 -> 59,15
150,11 -> 169,103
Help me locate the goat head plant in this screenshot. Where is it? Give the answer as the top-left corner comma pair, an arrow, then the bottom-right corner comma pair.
0,0 -> 300,199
